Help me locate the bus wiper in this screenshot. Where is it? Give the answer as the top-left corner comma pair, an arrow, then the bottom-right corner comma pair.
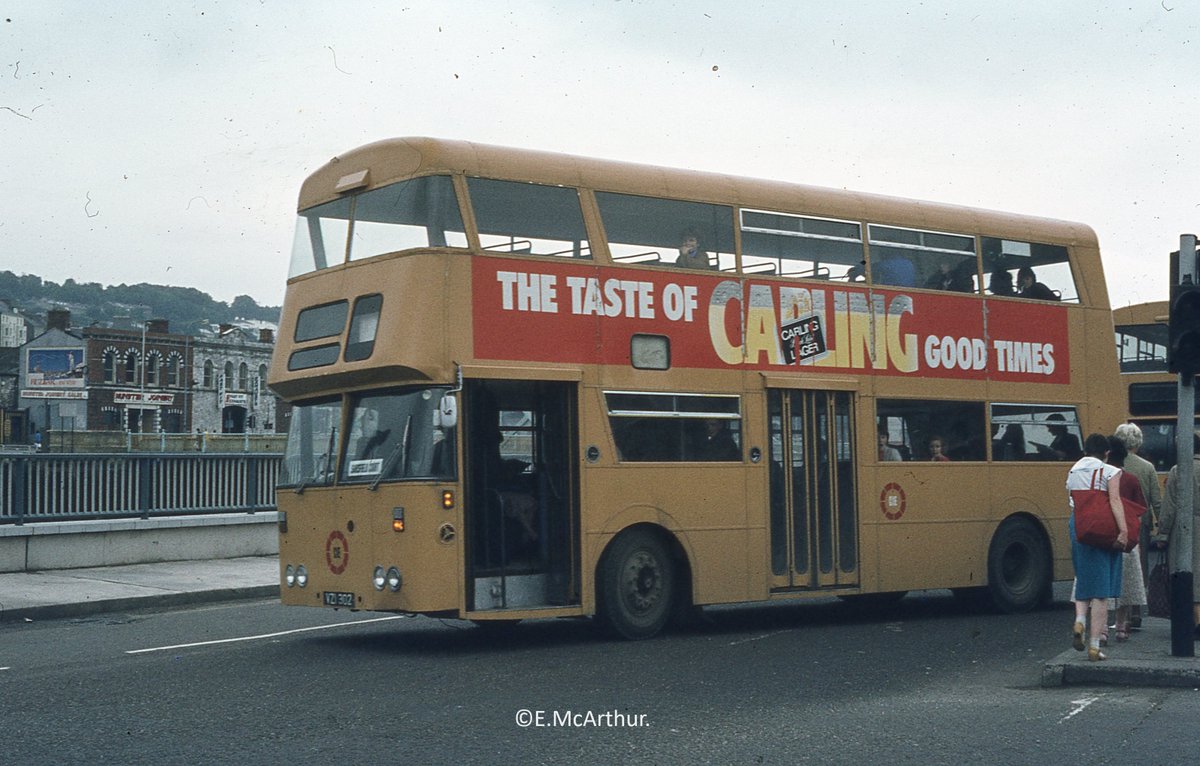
295,427 -> 337,494
294,453 -> 327,495
369,416 -> 411,491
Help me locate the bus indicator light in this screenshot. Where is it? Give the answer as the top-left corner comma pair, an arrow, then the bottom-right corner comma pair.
392,507 -> 405,532
442,490 -> 455,510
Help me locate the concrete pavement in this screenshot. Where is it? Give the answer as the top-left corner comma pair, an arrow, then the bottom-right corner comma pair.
1042,616 -> 1200,688
3,559 -> 1199,689
0,555 -> 279,622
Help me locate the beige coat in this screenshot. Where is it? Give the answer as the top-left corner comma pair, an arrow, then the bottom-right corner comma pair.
1158,456 -> 1200,577
1124,452 -> 1162,529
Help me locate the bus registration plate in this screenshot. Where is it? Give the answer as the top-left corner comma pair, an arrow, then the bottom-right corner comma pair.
323,591 -> 355,607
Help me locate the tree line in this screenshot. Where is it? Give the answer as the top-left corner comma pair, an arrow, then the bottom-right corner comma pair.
0,271 -> 281,333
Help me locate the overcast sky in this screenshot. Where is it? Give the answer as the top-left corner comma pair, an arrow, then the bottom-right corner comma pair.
3,1 -> 1197,309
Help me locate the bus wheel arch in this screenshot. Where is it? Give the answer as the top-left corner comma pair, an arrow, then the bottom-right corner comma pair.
596,523 -> 690,640
986,513 -> 1052,614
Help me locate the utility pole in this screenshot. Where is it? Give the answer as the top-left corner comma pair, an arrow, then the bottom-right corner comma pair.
140,320 -> 147,434
1168,233 -> 1199,657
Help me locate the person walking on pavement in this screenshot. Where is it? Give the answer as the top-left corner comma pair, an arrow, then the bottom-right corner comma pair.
1066,433 -> 1127,661
1156,430 -> 1200,640
1107,436 -> 1146,641
1114,422 -> 1161,629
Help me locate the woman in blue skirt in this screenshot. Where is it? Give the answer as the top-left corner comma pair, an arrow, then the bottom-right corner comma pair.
1066,433 -> 1128,661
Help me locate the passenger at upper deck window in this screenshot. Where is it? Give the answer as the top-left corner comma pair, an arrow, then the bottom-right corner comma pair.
1017,266 -> 1059,301
988,267 -> 1016,296
675,229 -> 714,270
924,261 -> 974,292
873,252 -> 916,287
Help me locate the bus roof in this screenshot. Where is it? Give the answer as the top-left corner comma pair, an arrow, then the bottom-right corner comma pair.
297,137 -> 1098,249
1112,300 -> 1167,326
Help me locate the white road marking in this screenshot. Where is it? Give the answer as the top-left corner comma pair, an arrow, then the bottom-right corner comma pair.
728,630 -> 789,646
1059,695 -> 1103,724
126,615 -> 410,655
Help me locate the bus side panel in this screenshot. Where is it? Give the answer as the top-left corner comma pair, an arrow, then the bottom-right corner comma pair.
869,463 -> 1067,592
586,464 -> 753,607
867,465 -> 990,592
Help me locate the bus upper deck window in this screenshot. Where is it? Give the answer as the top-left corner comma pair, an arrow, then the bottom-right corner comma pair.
740,210 -> 862,280
596,192 -> 735,271
289,197 -> 352,278
982,238 -> 1075,302
345,294 -> 383,362
867,225 -> 976,292
469,178 -> 591,259
348,175 -> 467,261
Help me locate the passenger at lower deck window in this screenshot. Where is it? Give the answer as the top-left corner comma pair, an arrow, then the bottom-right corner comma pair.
692,418 -> 740,460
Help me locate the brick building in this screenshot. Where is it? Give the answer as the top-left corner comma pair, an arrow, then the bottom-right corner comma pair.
82,318 -> 195,433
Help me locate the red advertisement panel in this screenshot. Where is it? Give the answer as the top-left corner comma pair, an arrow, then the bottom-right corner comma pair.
471,258 -> 1069,384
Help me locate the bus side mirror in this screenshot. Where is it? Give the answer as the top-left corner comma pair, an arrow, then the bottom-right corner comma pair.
436,394 -> 458,428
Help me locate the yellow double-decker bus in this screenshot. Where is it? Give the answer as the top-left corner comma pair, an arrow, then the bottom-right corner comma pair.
1113,300 -> 1193,474
269,137 -> 1123,638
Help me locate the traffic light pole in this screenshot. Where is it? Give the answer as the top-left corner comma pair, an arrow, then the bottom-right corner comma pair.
1173,233 -> 1197,657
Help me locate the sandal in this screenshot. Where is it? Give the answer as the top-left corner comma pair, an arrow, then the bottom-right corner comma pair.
1116,622 -> 1130,642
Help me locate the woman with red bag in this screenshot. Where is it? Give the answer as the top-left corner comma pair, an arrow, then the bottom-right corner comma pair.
1066,433 -> 1128,661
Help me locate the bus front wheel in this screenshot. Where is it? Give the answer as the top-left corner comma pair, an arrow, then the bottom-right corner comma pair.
986,516 -> 1051,614
597,528 -> 676,640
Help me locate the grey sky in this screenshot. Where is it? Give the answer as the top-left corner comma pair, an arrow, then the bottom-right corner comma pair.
3,1 -> 1196,307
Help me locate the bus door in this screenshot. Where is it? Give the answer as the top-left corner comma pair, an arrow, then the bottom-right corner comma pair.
464,380 -> 580,611
768,389 -> 859,591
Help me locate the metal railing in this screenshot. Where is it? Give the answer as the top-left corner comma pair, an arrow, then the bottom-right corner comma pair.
0,453 -> 280,525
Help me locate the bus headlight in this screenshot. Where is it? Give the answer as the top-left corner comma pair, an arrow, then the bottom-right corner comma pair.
295,565 -> 308,588
284,564 -> 296,588
386,567 -> 403,592
373,566 -> 387,591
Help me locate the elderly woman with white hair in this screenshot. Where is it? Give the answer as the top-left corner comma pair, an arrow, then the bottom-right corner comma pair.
1114,422 -> 1162,630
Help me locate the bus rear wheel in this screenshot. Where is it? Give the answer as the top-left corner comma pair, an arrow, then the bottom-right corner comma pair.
597,528 -> 676,640
986,516 -> 1051,614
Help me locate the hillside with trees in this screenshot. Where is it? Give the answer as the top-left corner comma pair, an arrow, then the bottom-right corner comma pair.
0,271 -> 280,335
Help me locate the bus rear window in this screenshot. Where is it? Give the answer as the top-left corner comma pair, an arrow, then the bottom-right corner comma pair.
606,392 -> 741,462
